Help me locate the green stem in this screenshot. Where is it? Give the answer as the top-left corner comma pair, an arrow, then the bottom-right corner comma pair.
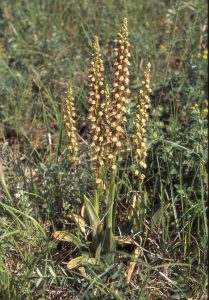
93,167 -> 104,215
107,168 -> 116,230
93,188 -> 100,215
103,158 -> 117,254
138,178 -> 142,194
130,176 -> 144,232
137,177 -> 146,233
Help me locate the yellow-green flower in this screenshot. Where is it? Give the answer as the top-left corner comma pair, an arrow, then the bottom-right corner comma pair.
203,49 -> 208,60
15,72 -> 22,78
191,103 -> 198,110
197,49 -> 208,60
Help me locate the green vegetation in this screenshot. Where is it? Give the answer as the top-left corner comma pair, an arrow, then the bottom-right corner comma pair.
0,1 -> 208,299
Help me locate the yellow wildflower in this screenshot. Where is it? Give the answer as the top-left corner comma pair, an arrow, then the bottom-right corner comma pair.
191,103 -> 198,110
203,49 -> 208,60
15,72 -> 22,78
197,49 -> 208,60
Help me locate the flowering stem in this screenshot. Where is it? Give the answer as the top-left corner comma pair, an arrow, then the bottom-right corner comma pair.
103,157 -> 117,253
93,188 -> 100,216
138,178 -> 143,194
137,177 -> 147,232
93,167 -> 104,215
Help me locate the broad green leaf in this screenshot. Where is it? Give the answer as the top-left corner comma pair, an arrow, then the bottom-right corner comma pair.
103,228 -> 116,254
92,223 -> 104,260
53,231 -> 80,247
67,255 -> 98,270
84,195 -> 100,234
